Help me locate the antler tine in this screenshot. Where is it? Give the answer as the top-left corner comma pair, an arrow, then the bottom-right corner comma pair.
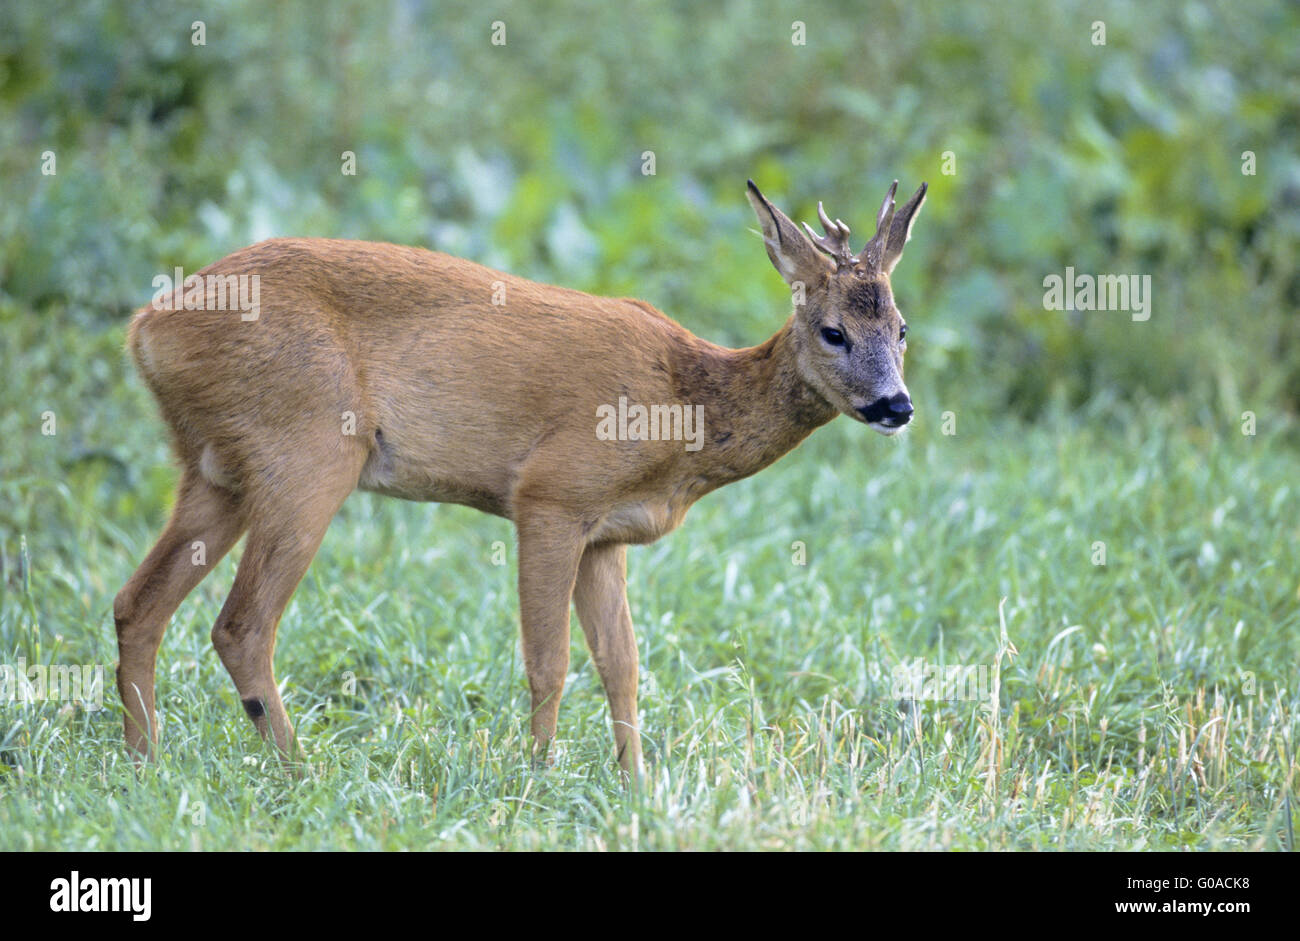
874,181 -> 899,235
803,200 -> 856,267
818,202 -> 849,239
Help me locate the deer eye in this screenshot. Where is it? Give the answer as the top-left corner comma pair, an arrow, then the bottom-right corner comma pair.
820,327 -> 846,347
899,323 -> 908,343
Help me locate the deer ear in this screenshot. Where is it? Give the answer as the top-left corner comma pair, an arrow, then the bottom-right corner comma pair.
746,180 -> 833,287
881,182 -> 927,274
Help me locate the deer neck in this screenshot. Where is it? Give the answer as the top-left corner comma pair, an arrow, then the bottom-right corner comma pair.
675,316 -> 838,489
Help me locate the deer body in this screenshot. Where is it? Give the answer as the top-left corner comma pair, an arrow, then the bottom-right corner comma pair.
114,179 -> 926,774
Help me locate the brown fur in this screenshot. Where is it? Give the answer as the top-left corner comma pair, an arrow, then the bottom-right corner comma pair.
114,180 -> 925,775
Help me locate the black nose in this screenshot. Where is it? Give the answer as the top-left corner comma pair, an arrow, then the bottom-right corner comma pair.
859,393 -> 913,425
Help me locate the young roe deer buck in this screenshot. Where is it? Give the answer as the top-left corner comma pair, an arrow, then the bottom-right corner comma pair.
115,177 -> 927,775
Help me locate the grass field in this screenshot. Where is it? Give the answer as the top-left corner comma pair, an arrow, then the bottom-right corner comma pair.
1,304 -> 1296,850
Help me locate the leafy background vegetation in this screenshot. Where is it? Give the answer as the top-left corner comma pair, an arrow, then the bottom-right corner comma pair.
0,0 -> 1296,849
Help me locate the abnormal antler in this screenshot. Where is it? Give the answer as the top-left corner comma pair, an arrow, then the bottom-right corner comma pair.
801,202 -> 855,268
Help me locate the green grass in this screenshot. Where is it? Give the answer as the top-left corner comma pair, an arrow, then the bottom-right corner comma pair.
1,304 -> 1297,850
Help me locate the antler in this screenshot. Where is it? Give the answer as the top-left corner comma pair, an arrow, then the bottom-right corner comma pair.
801,202 -> 855,268
859,180 -> 927,274
856,181 -> 899,273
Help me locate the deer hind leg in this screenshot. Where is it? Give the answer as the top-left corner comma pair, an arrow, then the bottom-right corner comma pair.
115,468 -> 248,759
515,507 -> 586,763
573,542 -> 642,777
209,444 -> 364,760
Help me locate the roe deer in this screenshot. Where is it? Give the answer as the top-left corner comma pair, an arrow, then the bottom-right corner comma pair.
114,178 -> 927,775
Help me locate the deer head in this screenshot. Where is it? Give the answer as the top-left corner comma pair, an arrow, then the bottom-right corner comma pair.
746,178 -> 927,435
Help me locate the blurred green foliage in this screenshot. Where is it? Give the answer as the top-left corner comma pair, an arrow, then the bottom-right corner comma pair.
1,0 -> 1297,417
